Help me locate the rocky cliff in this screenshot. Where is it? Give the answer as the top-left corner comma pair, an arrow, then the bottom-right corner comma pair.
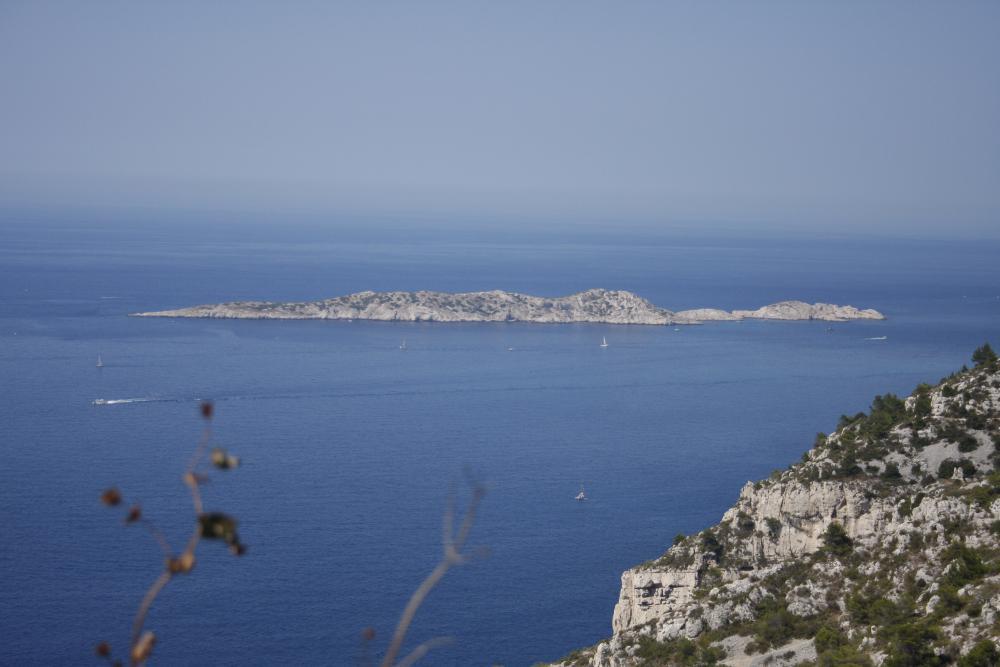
551,345 -> 1000,666
132,290 -> 884,326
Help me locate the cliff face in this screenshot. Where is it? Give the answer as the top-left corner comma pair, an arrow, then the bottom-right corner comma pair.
675,301 -> 885,323
554,351 -> 1000,666
133,290 -> 885,326
134,289 -> 679,324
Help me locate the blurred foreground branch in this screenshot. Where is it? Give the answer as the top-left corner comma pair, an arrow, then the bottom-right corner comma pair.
379,478 -> 487,667
97,401 -> 244,667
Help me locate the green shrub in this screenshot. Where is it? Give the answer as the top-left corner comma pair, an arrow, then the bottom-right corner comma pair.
814,625 -> 848,652
634,635 -> 725,665
822,522 -> 853,558
817,646 -> 874,667
736,511 -> 755,535
959,435 -> 981,453
941,542 -> 989,588
972,342 -> 997,368
745,602 -> 822,653
882,622 -> 945,667
881,462 -> 903,481
958,640 -> 1000,667
939,458 -> 976,480
701,530 -> 724,563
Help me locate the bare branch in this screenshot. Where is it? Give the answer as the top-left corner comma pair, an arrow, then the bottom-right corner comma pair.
139,519 -> 173,557
379,484 -> 485,667
184,425 -> 212,516
394,637 -> 455,667
129,570 -> 171,665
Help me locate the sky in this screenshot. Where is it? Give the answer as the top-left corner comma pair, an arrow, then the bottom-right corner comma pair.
1,1 -> 998,236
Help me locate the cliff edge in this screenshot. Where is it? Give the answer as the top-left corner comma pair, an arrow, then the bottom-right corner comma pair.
550,344 -> 1000,666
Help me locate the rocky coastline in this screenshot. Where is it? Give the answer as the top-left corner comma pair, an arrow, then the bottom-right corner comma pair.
548,346 -> 1000,666
132,289 -> 885,326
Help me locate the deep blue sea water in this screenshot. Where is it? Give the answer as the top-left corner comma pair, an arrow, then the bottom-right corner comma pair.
1,221 -> 998,666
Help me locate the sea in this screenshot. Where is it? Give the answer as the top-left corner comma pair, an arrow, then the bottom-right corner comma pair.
1,219 -> 998,666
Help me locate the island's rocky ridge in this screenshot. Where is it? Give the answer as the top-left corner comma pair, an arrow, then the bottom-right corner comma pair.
132,289 -> 884,325
548,345 -> 1000,666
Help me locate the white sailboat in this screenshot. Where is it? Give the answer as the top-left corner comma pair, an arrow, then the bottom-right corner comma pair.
575,483 -> 587,501
96,354 -> 104,368
399,339 -> 407,350
600,336 -> 608,348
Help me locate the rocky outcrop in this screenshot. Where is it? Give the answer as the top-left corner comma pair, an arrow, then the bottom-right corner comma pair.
730,301 -> 884,322
674,301 -> 884,323
550,352 -> 1000,666
133,289 -> 679,325
133,290 -> 884,326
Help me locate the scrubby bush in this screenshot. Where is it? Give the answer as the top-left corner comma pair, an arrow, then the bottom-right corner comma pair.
814,625 -> 849,652
938,458 -> 976,480
941,542 -> 989,588
883,623 -> 946,667
972,342 -> 997,368
822,522 -> 853,558
701,530 -> 724,563
634,635 -> 725,665
881,462 -> 903,481
958,435 -> 981,453
958,640 -> 1000,667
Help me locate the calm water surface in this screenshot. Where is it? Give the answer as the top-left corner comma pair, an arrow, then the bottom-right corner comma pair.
1,222 -> 998,665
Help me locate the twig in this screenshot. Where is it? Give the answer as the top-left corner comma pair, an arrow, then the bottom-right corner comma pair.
125,411 -> 216,665
139,519 -> 173,557
394,637 -> 455,667
379,483 -> 485,667
129,570 -> 171,660
184,425 -> 212,515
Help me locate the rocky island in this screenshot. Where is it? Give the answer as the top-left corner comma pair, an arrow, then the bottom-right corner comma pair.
132,289 -> 884,325
548,344 -> 1000,666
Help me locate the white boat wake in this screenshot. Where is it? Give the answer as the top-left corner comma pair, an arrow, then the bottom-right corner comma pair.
92,398 -> 159,406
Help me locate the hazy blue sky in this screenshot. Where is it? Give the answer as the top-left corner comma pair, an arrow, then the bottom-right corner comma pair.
1,2 -> 998,235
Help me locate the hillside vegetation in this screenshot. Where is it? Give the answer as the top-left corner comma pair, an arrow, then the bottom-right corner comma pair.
552,344 -> 1000,667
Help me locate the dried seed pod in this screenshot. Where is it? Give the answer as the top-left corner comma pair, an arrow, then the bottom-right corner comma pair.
210,447 -> 240,469
100,488 -> 122,506
198,512 -> 240,547
95,641 -> 111,657
167,551 -> 196,574
124,505 -> 142,523
177,551 -> 196,572
200,401 -> 214,419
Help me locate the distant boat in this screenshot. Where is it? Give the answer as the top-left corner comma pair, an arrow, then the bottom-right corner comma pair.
600,336 -> 608,348
507,346 -> 514,351
96,354 -> 104,368
575,483 -> 587,501
866,336 -> 888,341
399,339 -> 407,350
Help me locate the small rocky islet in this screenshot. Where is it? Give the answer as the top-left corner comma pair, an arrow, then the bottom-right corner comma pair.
132,288 -> 884,326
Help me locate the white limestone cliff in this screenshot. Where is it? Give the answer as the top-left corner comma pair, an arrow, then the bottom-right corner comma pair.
133,290 -> 885,326
551,360 -> 1000,666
